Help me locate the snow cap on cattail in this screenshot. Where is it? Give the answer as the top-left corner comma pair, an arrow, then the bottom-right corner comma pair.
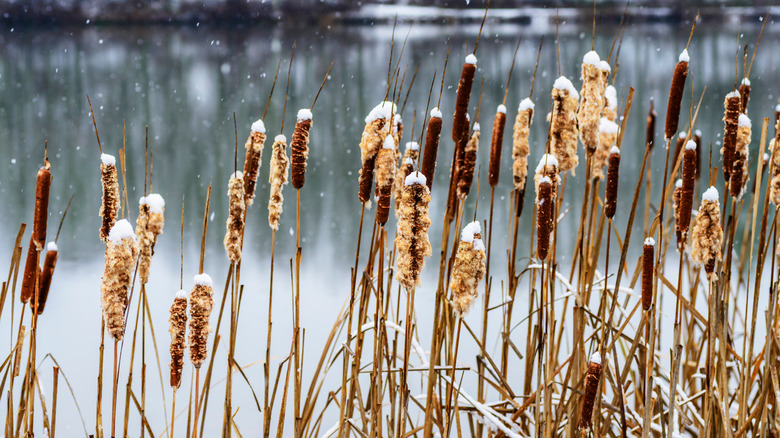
450,221 -> 486,316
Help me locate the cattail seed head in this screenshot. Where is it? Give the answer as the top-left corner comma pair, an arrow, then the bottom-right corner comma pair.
450,221 -> 486,316
578,51 -> 605,152
268,135 -> 289,231
602,85 -> 618,122
591,118 -> 619,179
375,137 -> 397,225
646,99 -> 657,150
21,161 -> 52,303
452,55 -> 477,142
224,171 -> 246,263
721,91 -> 741,181
395,172 -> 432,290
536,176 -> 554,260
512,98 -> 534,191
488,106 -> 507,187
394,142 -> 418,213
101,219 -> 137,340
770,120 -> 780,205
534,154 -> 561,198
189,273 -> 214,369
550,76 -> 580,174
665,50 -> 689,140
691,187 -> 723,282
642,238 -> 655,310
358,155 -> 376,204
36,242 -> 58,315
457,125 -> 480,198
136,194 -> 164,285
20,236 -> 39,304
243,121 -> 267,206
678,143 -> 697,242
578,352 -> 603,431
739,78 -> 750,113
421,108 -> 443,191
730,114 -> 751,198
291,109 -> 313,190
169,289 -> 187,388
673,179 -> 683,246
99,154 -> 120,242
605,147 -> 620,219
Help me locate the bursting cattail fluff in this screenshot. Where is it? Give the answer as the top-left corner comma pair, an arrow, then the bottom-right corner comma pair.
730,114 -> 751,198
602,84 -> 617,122
21,161 -> 52,304
136,194 -> 164,284
99,153 -> 120,242
291,109 -> 313,190
665,49 -> 689,140
100,219 -> 137,340
36,242 -> 58,315
721,91 -> 741,181
577,51 -> 605,153
452,54 -> 477,142
488,105 -> 507,187
358,102 -> 394,203
578,352 -> 603,431
678,141 -> 697,241
691,187 -> 723,281
169,289 -> 187,388
421,107 -> 443,191
375,135 -> 397,225
642,238 -> 654,310
394,141 -> 418,212
769,118 -> 780,205
450,221 -> 486,316
189,273 -> 214,369
591,118 -> 619,179
549,76 -> 580,174
395,172 -> 432,290
243,119 -> 267,205
268,135 -> 289,231
605,147 -> 620,219
512,98 -> 534,191
457,123 -> 480,198
224,171 -> 246,263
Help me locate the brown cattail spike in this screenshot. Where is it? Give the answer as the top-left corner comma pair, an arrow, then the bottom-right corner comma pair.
665,49 -> 689,140
291,109 -> 313,190
678,141 -> 697,241
21,161 -> 52,303
769,118 -> 780,205
578,352 -> 603,431
243,121 -> 267,206
642,238 -> 655,310
395,172 -> 433,290
512,98 -> 534,191
646,98 -> 657,150
375,136 -> 397,225
268,134 -> 290,231
169,290 -> 188,388
730,114 -> 751,198
605,147 -> 620,219
421,108 -> 443,191
99,153 -> 120,242
550,76 -> 580,174
189,273 -> 214,369
691,187 -> 723,282
457,125 -> 480,198
358,156 -> 376,204
536,176 -> 554,261
739,78 -> 750,113
673,179 -> 683,246
452,55 -> 477,142
450,221 -> 486,316
36,242 -> 58,315
100,219 -> 138,340
721,91 -> 741,181
488,105 -> 507,187
224,171 -> 246,263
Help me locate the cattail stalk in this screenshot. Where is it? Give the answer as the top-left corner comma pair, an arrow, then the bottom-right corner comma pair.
642,238 -> 655,310
224,171 -> 246,263
36,242 -> 58,314
169,290 -> 187,388
721,91 -> 741,181
512,99 -> 534,191
450,221 -> 486,316
550,76 -> 580,174
577,51 -> 605,153
100,219 -> 137,340
395,172 -> 432,290
457,124 -> 480,198
291,109 -> 313,190
605,147 -> 620,219
730,114 -> 752,198
243,121 -> 267,205
268,135 -> 290,230
421,108 -> 443,191
21,161 -> 52,303
452,54 -> 477,142
691,187 -> 723,281
189,273 -> 214,369
488,105 -> 507,187
578,352 -> 603,431
665,49 -> 689,140
100,154 -> 120,241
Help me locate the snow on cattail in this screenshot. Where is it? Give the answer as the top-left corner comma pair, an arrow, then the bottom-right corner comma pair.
591,118 -> 618,179
450,221 -> 486,316
452,54 -> 477,142
457,124 -> 480,198
549,76 -> 580,174
646,99 -> 657,150
421,108 -> 443,191
665,49 -> 689,140
394,142 -> 418,212
488,105 -> 507,187
136,194 -> 164,284
357,102 -> 394,203
36,242 -> 58,315
169,289 -> 187,388
224,171 -> 246,263
99,153 -> 120,242
678,141 -> 697,242
189,273 -> 214,369
721,91 -> 741,182
243,120 -> 267,205
602,84 -> 618,122
395,172 -> 432,290
534,154 -> 561,198
730,114 -> 751,198
21,160 -> 52,303
375,136 -> 397,225
642,237 -> 655,310
577,51 -> 605,153
769,119 -> 780,205
739,77 -> 750,114
291,108 -> 312,190
605,147 -> 620,219
578,352 -> 603,431
268,134 -> 289,231
100,219 -> 138,340
691,187 -> 723,281
536,176 -> 554,261
512,98 -> 534,191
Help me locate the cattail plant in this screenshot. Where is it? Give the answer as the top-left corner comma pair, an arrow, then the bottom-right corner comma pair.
739,77 -> 751,113
421,107 -> 443,191
268,134 -> 290,230
243,119 -> 267,205
677,141 -> 697,241
457,123 -> 480,198
291,109 -> 313,190
136,194 -> 165,284
577,51 -> 605,153
169,289 -> 187,388
489,105 -> 507,187
591,118 -> 619,179
450,221 -> 486,316
665,49 -> 689,140
358,102 -> 395,203
100,219 -> 137,340
452,54 -> 477,142
550,76 -> 580,174
605,146 -> 620,219
730,114 -> 752,198
395,172 -> 432,290
21,159 -> 52,304
642,238 -> 655,311
99,153 -> 120,241
578,352 -> 603,431
189,273 -> 214,369
394,141 -> 418,211
36,241 -> 58,314
224,171 -> 246,263
602,84 -> 618,122
721,90 -> 741,182
691,187 -> 723,281
512,98 -> 534,192
375,135 -> 397,225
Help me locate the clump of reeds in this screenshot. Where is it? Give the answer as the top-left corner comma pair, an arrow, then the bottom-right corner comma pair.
457,123 -> 480,198
512,98 -> 534,191
21,159 -> 52,303
169,289 -> 188,388
691,187 -> 723,281
578,352 -> 603,431
721,90 -> 741,181
549,76 -> 580,174
99,153 -> 120,241
452,54 -> 477,141
189,273 -> 214,369
268,134 -> 290,231
577,51 -> 605,153
590,118 -> 619,179
395,172 -> 432,290
100,219 -> 138,340
665,49 -> 689,140
730,114 -> 752,198
243,119 -> 267,205
489,105 -> 507,187
375,135 -> 398,225
291,109 -> 313,190
224,171 -> 246,263
605,146 -> 620,218
36,241 -> 58,314
642,238 -> 655,310
421,108 -> 443,191
450,221 -> 486,316
394,141 -> 418,211
136,194 -> 165,284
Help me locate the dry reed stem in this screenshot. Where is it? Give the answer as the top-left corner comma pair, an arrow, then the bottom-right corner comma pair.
394,142 -> 418,211
291,114 -> 312,190
169,292 -> 187,388
577,354 -> 602,431
452,60 -> 476,142
100,219 -> 138,340
691,188 -> 723,281
577,57 -> 604,152
36,246 -> 57,314
243,130 -> 267,205
722,92 -> 741,181
642,239 -> 654,310
421,113 -> 443,191
550,79 -> 580,174
457,128 -> 479,198
450,222 -> 486,316
189,274 -> 214,369
605,149 -> 620,219
100,158 -> 120,242
268,135 -> 289,231
223,171 -> 246,263
730,116 -> 751,198
489,108 -> 507,187
665,59 -> 688,139
512,102 -> 533,191
395,175 -> 432,290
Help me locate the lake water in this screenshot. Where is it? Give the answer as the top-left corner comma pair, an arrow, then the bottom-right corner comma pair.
0,15 -> 777,436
